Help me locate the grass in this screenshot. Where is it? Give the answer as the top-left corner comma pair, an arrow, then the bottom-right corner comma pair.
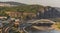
56,22 -> 60,29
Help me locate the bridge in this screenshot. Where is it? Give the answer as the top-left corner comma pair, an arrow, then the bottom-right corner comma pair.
25,19 -> 55,31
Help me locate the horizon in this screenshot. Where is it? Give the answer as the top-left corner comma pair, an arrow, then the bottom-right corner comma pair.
0,0 -> 60,7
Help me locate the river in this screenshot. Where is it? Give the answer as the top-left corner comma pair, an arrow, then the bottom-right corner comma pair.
28,30 -> 60,33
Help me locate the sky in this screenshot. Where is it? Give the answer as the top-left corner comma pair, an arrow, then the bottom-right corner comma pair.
0,0 -> 60,7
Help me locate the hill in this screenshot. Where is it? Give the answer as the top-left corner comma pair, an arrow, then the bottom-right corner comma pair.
0,1 -> 27,6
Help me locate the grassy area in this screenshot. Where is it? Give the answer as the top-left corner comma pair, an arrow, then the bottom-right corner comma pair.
56,22 -> 60,29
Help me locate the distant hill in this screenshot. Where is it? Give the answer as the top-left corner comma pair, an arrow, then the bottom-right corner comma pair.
3,1 -> 26,5
0,1 -> 27,6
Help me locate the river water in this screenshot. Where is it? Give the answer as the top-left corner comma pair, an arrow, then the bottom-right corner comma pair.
28,30 -> 60,33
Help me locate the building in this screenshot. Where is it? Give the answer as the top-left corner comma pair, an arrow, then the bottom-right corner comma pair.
14,19 -> 20,27
6,11 -> 22,18
6,11 -> 36,19
23,12 -> 36,19
0,16 -> 7,19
